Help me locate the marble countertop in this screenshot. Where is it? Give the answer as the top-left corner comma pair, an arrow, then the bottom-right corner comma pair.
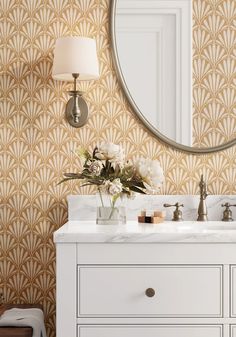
53,221 -> 236,243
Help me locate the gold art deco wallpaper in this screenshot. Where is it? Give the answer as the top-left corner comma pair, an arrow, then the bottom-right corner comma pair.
0,0 -> 236,336
192,0 -> 236,146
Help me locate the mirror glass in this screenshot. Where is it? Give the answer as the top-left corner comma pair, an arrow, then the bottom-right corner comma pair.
112,0 -> 236,153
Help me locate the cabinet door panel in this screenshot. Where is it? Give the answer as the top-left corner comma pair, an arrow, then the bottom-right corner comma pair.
231,325 -> 236,337
78,265 -> 222,317
231,266 -> 236,316
78,325 -> 222,337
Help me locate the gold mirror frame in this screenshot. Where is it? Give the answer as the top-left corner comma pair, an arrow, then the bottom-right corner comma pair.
110,0 -> 236,154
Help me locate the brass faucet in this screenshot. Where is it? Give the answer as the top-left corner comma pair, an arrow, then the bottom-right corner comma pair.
163,203 -> 184,221
221,203 -> 236,221
197,174 -> 208,221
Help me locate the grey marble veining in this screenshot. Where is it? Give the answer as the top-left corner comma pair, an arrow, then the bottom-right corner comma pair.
67,194 -> 236,222
52,194 -> 236,243
54,220 -> 236,243
51,194 -> 236,244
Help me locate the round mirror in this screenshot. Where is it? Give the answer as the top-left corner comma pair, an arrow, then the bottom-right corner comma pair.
110,0 -> 236,154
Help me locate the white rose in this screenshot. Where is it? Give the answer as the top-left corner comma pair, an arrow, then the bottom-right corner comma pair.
88,160 -> 103,176
106,178 -> 123,195
135,157 -> 164,193
97,142 -> 124,166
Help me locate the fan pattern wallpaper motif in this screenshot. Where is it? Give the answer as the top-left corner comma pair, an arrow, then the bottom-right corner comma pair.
0,1 -> 236,336
192,0 -> 236,146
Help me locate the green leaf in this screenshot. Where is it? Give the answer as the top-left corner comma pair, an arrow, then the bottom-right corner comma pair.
64,173 -> 81,178
129,186 -> 146,194
92,146 -> 98,158
122,180 -> 145,189
57,177 -> 81,185
112,193 -> 120,206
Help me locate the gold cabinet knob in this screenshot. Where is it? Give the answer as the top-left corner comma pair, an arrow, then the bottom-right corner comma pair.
145,288 -> 155,297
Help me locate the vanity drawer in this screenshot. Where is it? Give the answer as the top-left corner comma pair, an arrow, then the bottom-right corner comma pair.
78,265 -> 222,317
78,325 -> 223,337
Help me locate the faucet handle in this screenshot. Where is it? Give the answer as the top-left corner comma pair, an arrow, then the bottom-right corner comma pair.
163,203 -> 184,221
221,203 -> 236,222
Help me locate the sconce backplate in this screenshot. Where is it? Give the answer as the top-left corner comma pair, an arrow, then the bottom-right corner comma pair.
65,96 -> 88,128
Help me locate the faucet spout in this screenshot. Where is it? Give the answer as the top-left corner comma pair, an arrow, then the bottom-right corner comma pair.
197,174 -> 208,221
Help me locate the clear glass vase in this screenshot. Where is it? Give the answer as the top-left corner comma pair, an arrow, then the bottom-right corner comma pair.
96,192 -> 126,225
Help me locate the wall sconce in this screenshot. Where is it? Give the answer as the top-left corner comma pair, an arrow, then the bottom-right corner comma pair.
52,36 -> 99,128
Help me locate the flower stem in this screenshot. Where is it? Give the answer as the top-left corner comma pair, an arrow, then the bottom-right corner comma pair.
98,188 -> 104,207
109,204 -> 116,219
109,196 -> 116,219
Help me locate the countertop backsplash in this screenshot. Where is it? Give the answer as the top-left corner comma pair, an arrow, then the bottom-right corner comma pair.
68,194 -> 236,222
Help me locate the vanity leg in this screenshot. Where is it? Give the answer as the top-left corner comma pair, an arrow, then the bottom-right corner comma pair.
56,243 -> 77,337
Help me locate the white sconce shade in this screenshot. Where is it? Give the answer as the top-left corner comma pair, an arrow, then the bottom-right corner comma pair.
52,36 -> 99,128
52,36 -> 99,81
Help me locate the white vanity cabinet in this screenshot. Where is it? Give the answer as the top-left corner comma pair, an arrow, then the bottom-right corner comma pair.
78,265 -> 222,317
54,221 -> 236,337
77,325 -> 222,337
232,325 -> 236,337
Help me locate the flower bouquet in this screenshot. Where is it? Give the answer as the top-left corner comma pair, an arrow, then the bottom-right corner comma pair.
60,142 -> 164,224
